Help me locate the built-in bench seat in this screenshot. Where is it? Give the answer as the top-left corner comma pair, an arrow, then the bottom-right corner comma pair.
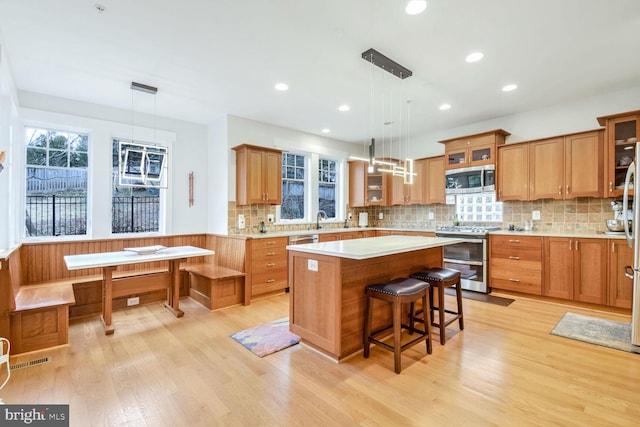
184,263 -> 245,310
1,234 -> 248,354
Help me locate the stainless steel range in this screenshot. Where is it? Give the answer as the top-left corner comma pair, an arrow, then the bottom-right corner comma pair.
435,226 -> 501,293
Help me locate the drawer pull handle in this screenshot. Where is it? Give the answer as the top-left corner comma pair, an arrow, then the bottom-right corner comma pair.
266,242 -> 275,245
266,263 -> 276,267
267,252 -> 276,256
266,279 -> 275,283
508,256 -> 520,260
508,239 -> 520,243
509,278 -> 520,282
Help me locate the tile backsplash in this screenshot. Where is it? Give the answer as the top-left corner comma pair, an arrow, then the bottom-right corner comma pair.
228,197 -> 621,234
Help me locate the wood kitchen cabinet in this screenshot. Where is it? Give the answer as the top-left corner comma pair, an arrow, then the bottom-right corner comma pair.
348,160 -> 389,207
597,110 -> 640,197
248,236 -> 288,298
529,130 -> 603,200
232,144 -> 282,205
608,239 -> 634,308
439,129 -> 509,170
389,158 -> 425,205
497,142 -> 529,201
424,156 -> 446,204
543,237 -> 607,304
490,235 -> 542,295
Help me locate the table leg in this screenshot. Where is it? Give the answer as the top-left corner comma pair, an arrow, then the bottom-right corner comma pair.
101,266 -> 116,335
164,258 -> 186,318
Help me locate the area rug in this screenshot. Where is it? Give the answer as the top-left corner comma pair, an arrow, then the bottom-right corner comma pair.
551,312 -> 634,353
230,318 -> 300,357
444,288 -> 514,306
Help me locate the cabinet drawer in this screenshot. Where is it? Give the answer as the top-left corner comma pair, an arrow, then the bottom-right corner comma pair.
491,235 -> 542,248
251,268 -> 288,296
251,246 -> 287,263
491,245 -> 541,262
490,258 -> 541,282
491,278 -> 542,295
251,237 -> 288,251
251,256 -> 287,270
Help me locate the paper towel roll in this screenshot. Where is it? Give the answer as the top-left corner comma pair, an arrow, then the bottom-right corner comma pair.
358,212 -> 368,227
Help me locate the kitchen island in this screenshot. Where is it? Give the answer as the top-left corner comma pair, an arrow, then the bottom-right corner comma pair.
287,235 -> 462,360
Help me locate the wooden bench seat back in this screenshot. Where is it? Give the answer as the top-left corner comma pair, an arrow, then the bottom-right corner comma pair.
20,234 -> 210,285
206,234 -> 246,272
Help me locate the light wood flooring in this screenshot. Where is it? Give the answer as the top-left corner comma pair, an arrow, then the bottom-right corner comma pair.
4,292 -> 640,426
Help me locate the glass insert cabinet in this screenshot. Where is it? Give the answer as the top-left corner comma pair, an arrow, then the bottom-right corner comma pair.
597,110 -> 640,197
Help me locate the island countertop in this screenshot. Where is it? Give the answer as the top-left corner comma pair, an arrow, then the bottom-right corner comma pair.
286,235 -> 463,260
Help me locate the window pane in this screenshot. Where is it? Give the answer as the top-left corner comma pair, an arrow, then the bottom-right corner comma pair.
49,150 -> 68,167
282,153 -> 306,220
318,158 -> 337,219
111,139 -> 161,233
26,148 -> 47,166
25,127 -> 88,237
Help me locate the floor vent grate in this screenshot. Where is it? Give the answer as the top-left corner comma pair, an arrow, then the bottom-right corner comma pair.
10,356 -> 51,370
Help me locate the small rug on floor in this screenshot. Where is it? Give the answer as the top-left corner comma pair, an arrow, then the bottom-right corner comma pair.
551,312 -> 634,353
230,318 -> 300,357
444,288 -> 514,306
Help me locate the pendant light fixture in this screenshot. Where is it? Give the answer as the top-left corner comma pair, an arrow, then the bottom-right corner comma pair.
354,48 -> 417,184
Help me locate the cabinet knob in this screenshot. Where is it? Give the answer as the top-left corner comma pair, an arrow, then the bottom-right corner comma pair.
266,263 -> 276,267
508,239 -> 520,243
266,241 -> 275,245
266,279 -> 275,283
509,278 -> 520,282
558,185 -> 562,195
609,182 -> 613,193
508,256 -> 520,260
566,185 -> 570,194
266,252 -> 276,256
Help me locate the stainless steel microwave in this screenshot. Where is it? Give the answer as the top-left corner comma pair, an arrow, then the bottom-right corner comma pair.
445,165 -> 495,194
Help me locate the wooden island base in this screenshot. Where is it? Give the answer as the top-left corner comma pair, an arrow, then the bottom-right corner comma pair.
289,246 -> 443,360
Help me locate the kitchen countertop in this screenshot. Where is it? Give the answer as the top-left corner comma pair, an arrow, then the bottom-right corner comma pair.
490,229 -> 628,239
241,226 -> 626,240
285,235 -> 462,260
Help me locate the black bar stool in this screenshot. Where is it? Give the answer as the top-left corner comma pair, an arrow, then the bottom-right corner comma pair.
410,268 -> 463,345
363,277 -> 432,374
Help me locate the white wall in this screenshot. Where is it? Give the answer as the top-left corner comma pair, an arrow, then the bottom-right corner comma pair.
208,116 -> 228,234
16,92 -> 210,239
409,85 -> 640,158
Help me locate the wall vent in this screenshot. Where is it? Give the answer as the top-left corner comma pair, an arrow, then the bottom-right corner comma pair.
10,356 -> 51,370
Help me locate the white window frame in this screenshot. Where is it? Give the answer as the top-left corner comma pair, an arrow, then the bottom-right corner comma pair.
277,151 -> 346,225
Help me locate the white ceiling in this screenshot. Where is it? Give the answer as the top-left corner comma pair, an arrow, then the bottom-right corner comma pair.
0,0 -> 639,144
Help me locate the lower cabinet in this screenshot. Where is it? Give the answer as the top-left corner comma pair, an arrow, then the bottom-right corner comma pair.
543,237 -> 607,304
490,235 -> 542,295
249,236 -> 289,297
609,239 -> 634,308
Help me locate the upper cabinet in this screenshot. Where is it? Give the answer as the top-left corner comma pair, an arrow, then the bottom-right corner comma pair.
597,110 -> 640,197
424,156 -> 446,204
529,130 -> 603,200
388,159 -> 426,205
232,144 -> 283,205
497,142 -> 529,201
439,129 -> 510,170
348,160 -> 389,207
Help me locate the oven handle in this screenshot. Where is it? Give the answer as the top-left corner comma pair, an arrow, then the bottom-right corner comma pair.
443,258 -> 484,266
438,236 -> 485,243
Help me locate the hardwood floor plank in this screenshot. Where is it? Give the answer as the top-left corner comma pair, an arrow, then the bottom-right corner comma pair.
3,293 -> 640,426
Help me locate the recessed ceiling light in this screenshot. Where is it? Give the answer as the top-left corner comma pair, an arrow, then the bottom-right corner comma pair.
502,84 -> 518,92
274,82 -> 288,91
321,128 -> 330,134
338,104 -> 350,112
465,52 -> 484,63
439,104 -> 452,110
405,0 -> 427,15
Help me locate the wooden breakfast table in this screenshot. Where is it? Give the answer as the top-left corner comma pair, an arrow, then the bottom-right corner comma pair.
64,245 -> 214,335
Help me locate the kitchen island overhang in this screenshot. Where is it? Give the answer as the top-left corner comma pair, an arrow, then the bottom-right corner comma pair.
287,235 -> 463,361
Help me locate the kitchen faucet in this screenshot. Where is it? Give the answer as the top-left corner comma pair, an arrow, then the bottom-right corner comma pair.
316,210 -> 327,229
